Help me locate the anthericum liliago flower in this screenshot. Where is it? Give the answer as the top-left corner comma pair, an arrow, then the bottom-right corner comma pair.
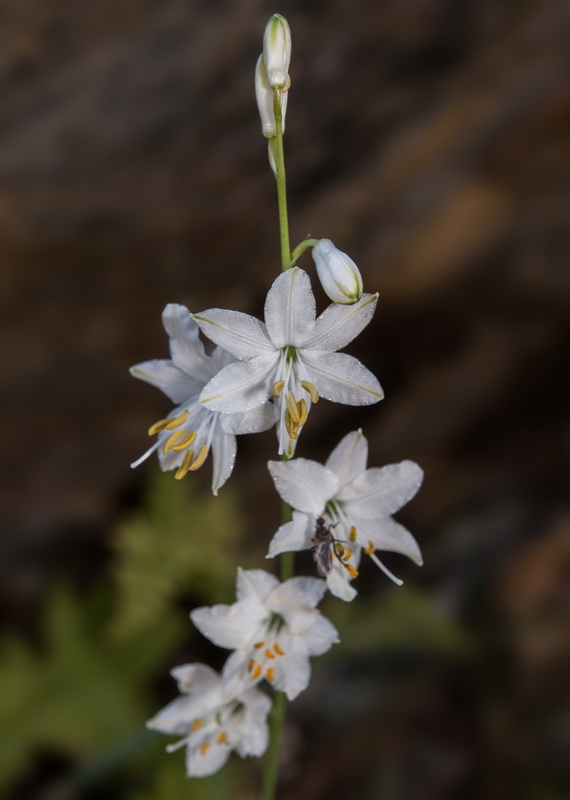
191,568 -> 339,701
267,429 -> 424,601
147,663 -> 271,777
130,304 -> 276,494
192,267 -> 383,457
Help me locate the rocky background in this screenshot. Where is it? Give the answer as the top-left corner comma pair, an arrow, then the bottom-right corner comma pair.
0,0 -> 568,798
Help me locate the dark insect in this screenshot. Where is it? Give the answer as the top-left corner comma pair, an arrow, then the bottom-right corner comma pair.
311,516 -> 338,577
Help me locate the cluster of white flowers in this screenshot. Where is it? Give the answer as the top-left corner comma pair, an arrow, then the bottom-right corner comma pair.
131,13 -> 424,782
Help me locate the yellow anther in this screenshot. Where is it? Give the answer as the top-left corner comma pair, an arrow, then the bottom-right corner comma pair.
170,430 -> 197,451
284,409 -> 299,439
254,641 -> 265,649
364,541 -> 376,556
251,663 -> 262,680
301,380 -> 319,403
217,732 -> 228,745
248,659 -> 255,672
273,642 -> 285,656
148,418 -> 171,436
349,526 -> 357,542
189,443 -> 209,471
272,380 -> 285,397
191,719 -> 203,731
346,565 -> 359,579
285,390 -> 301,423
165,409 -> 190,430
174,449 -> 194,480
334,543 -> 346,558
265,649 -> 276,659
199,742 -> 210,756
163,429 -> 188,454
266,667 -> 275,682
297,398 -> 308,426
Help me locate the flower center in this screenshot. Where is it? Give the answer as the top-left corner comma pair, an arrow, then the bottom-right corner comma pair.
147,405 -> 214,479
271,349 -> 319,451
247,613 -> 287,684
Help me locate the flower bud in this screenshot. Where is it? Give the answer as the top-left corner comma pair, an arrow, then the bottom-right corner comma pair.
312,239 -> 363,304
255,54 -> 288,139
263,14 -> 291,89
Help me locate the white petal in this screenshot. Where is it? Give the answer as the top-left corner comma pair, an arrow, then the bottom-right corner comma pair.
130,360 -> 201,404
272,576 -> 327,611
162,304 -> 210,380
303,351 -> 384,405
340,461 -> 423,517
186,739 -> 231,777
192,309 -> 273,358
326,566 -> 358,601
357,517 -> 423,564
264,267 -> 316,348
220,402 -> 278,435
307,292 -> 378,352
171,663 -> 220,693
235,568 -> 280,603
147,695 -> 200,735
267,512 -> 313,557
233,688 -> 271,757
274,654 -> 311,700
298,613 -> 340,655
325,429 -> 368,488
209,426 -> 236,495
199,353 -> 279,412
268,459 -> 337,513
190,600 -> 267,650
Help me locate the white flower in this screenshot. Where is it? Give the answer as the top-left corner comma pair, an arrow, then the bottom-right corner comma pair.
255,54 -> 288,139
312,239 -> 363,304
263,13 -> 291,89
130,304 -> 276,494
191,568 -> 339,700
147,663 -> 271,777
267,430 -> 423,601
193,267 -> 383,458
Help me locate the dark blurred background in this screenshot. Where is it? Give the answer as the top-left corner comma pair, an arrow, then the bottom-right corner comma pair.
0,0 -> 568,798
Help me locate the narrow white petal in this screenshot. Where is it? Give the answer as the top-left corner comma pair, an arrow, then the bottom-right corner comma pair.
268,459 -> 337,513
264,267 -> 316,347
307,292 -> 378,352
300,614 -> 340,655
191,600 -> 266,650
273,576 -> 327,610
220,402 -> 278,435
192,309 -> 273,359
130,360 -> 201,404
171,663 -> 220,692
199,353 -> 279,412
235,567 -> 280,603
325,429 -> 368,488
209,427 -> 237,495
340,461 -> 424,517
162,304 -> 210,380
303,351 -> 384,405
326,567 -> 358,602
357,517 -> 423,564
267,513 -> 313,557
275,654 -> 311,700
187,740 -> 231,777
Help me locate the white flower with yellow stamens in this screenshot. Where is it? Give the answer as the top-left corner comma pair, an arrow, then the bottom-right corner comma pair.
147,663 -> 271,777
130,304 -> 277,495
267,430 -> 424,601
191,568 -> 339,701
192,267 -> 383,458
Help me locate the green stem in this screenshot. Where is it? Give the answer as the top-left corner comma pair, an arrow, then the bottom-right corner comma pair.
261,692 -> 287,800
273,90 -> 290,271
289,238 -> 319,268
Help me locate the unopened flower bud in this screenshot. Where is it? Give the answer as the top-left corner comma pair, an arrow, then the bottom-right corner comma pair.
263,14 -> 291,89
312,239 -> 364,304
255,54 -> 288,139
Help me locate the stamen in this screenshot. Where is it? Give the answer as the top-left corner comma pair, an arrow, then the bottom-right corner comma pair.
349,526 -> 357,542
272,380 -> 285,397
346,564 -> 359,579
284,409 -> 298,438
191,719 -> 203,731
199,742 -> 210,756
148,418 -> 171,436
171,431 -> 197,451
189,444 -> 209,471
273,642 -> 285,656
301,380 -> 319,403
163,429 -> 189,454
251,663 -> 262,680
334,543 -> 346,558
217,732 -> 228,744
368,551 -> 404,586
174,449 -> 194,480
248,659 -> 255,672
364,541 -> 376,556
285,390 -> 300,423
297,398 -> 308,426
266,667 -> 275,682
254,641 -> 265,649
165,409 -> 190,430
265,649 -> 276,659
